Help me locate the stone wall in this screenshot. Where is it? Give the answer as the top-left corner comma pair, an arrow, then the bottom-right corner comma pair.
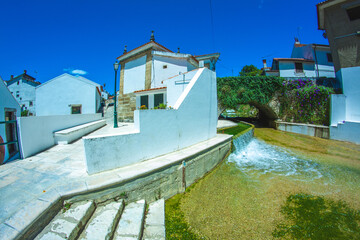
117,93 -> 136,122
276,121 -> 329,139
69,136 -> 231,204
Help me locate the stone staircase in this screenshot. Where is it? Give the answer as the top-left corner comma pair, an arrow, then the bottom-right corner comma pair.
34,199 -> 165,240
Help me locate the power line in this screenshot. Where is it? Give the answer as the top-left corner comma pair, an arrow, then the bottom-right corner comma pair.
209,0 -> 215,51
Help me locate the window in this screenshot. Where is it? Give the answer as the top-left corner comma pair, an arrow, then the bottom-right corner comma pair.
163,65 -> 167,69
140,95 -> 149,109
71,105 -> 82,114
327,53 -> 333,63
29,101 -> 33,106
347,5 -> 360,21
154,93 -> 164,108
16,91 -> 19,98
295,62 -> 304,73
17,81 -> 19,85
204,63 -> 210,69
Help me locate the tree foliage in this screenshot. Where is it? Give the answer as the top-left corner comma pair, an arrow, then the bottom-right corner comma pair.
239,64 -> 263,76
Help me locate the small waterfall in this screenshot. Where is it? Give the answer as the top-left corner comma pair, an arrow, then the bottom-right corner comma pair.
229,131 -> 325,181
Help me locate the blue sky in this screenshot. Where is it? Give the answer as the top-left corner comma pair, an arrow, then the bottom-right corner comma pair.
0,0 -> 327,93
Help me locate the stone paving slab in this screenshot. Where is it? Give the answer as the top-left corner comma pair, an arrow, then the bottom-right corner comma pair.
143,199 -> 165,240
35,200 -> 95,240
78,200 -> 124,240
114,199 -> 146,240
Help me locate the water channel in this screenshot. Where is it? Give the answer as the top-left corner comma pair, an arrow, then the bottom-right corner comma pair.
228,131 -> 329,181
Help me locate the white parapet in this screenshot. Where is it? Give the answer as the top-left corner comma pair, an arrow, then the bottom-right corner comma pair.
83,68 -> 218,174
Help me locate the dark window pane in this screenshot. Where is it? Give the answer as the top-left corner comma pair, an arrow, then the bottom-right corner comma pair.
327,53 -> 333,62
71,105 -> 81,114
347,6 -> 360,21
295,62 -> 303,73
154,94 -> 164,108
141,95 -> 149,109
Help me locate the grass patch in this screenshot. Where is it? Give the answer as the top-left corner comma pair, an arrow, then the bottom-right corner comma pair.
165,194 -> 204,240
218,122 -> 251,136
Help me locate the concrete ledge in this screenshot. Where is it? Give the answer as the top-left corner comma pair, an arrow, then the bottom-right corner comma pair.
276,121 -> 329,139
54,120 -> 106,144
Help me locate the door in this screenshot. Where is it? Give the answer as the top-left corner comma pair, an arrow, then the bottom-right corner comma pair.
5,110 -> 18,156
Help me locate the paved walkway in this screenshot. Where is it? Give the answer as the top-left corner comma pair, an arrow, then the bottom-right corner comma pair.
0,120 -> 235,238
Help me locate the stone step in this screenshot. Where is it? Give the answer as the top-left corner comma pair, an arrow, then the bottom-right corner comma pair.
143,199 -> 166,240
35,200 -> 95,240
78,199 -> 124,240
113,199 -> 146,240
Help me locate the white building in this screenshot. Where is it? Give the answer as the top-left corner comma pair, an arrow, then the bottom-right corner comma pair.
36,73 -> 102,116
117,32 -> 220,121
264,40 -> 336,80
317,0 -> 360,144
0,77 -> 21,164
84,67 -> 218,174
5,70 -> 40,116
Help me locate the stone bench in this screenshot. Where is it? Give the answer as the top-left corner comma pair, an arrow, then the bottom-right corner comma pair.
54,120 -> 106,144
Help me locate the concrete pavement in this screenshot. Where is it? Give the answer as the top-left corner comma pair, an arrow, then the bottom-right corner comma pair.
0,120 -> 235,239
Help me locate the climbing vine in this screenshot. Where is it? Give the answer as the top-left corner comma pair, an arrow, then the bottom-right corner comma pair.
217,76 -> 283,109
217,77 -> 334,125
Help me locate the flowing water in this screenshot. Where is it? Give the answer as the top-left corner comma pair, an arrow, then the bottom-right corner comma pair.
229,134 -> 325,181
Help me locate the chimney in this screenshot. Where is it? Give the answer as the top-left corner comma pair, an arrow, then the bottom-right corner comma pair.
177,47 -> 180,53
123,45 -> 127,54
24,70 -> 27,74
294,37 -> 300,44
10,75 -> 14,79
150,30 -> 155,42
262,59 -> 267,69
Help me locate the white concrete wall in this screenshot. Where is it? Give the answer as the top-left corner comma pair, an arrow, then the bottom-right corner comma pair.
166,70 -> 198,107
84,68 -> 218,174
7,80 -> 37,115
36,74 -> 100,116
18,113 -> 102,158
330,94 -> 346,126
0,79 -> 21,163
276,121 -> 329,139
135,89 -> 167,109
151,55 -> 188,89
330,121 -> 360,144
279,62 -> 316,78
337,67 -> 360,122
123,55 -> 146,94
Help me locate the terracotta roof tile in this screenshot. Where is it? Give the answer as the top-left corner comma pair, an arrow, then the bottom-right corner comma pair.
134,87 -> 167,94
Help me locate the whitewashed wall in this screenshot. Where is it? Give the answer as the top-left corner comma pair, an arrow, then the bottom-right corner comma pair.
7,80 -> 37,115
123,55 -> 146,94
330,94 -> 346,126
0,80 -> 21,163
329,67 -> 360,144
36,74 -> 100,116
84,68 -> 218,174
151,55 -> 188,88
135,89 -> 167,109
166,70 -> 197,107
338,67 -> 360,122
18,113 -> 102,158
279,62 -> 316,78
